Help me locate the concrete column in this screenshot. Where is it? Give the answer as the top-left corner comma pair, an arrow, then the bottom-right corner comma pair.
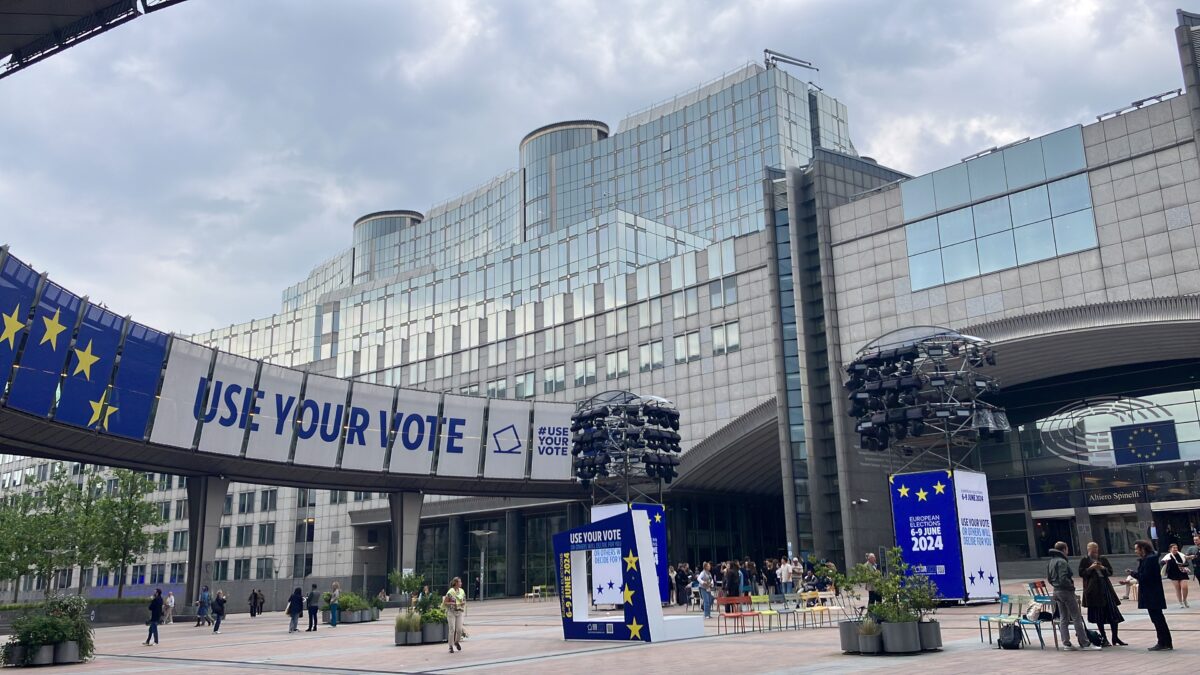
185,475 -> 229,606
448,515 -> 465,583
387,491 -> 423,583
505,510 -> 523,597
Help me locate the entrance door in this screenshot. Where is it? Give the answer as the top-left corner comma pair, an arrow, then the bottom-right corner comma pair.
1034,518 -> 1076,557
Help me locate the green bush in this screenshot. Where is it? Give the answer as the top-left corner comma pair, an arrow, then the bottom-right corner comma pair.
421,606 -> 447,625
0,596 -> 142,612
394,610 -> 421,632
370,595 -> 385,610
337,592 -> 369,612
858,616 -> 881,636
13,613 -> 69,647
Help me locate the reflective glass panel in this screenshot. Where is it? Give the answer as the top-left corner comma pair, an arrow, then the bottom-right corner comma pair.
937,209 -> 975,246
932,164 -> 971,211
977,231 -> 1017,274
1002,138 -> 1046,189
967,151 -> 1007,200
901,174 -> 936,221
1047,174 -> 1090,216
941,241 -> 980,282
1009,185 -> 1051,227
905,218 -> 940,255
972,197 -> 1012,236
908,250 -> 944,290
1013,220 -> 1056,265
1052,209 -> 1097,253
1040,126 -> 1086,178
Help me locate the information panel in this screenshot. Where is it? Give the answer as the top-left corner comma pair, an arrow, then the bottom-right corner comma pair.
530,402 -> 573,480
889,469 -> 965,601
954,470 -> 1000,601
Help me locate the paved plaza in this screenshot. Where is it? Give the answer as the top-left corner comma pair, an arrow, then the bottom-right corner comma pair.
8,580 -> 1194,674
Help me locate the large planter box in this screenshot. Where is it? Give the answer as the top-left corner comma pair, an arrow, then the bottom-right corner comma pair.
6,644 -> 27,666
881,621 -> 921,654
394,631 -> 407,646
838,621 -> 861,653
372,608 -> 381,621
422,622 -> 447,643
29,645 -> 55,666
321,610 -> 330,625
54,640 -> 80,664
405,630 -> 422,645
857,633 -> 882,654
918,621 -> 942,651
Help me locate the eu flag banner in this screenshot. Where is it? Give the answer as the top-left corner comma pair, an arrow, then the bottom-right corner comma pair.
890,469 -> 966,601
0,254 -> 39,396
106,323 -> 168,440
54,303 -> 125,430
631,503 -> 669,604
7,281 -> 81,417
1111,420 -> 1180,465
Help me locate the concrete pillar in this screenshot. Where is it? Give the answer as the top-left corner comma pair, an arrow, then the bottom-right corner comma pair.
185,475 -> 229,606
387,491 -> 423,584
448,515 -> 465,583
505,510 -> 523,597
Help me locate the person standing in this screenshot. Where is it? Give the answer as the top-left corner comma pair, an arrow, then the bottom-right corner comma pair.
864,553 -> 881,606
778,558 -> 793,595
257,589 -> 266,615
306,583 -> 320,632
1079,542 -> 1125,646
164,591 -> 175,624
144,589 -> 163,646
1128,539 -> 1173,651
666,565 -> 676,606
195,585 -> 212,627
248,590 -> 258,618
764,560 -> 778,596
1185,534 -> 1200,595
444,577 -> 467,653
698,561 -> 715,619
1161,543 -> 1190,608
1047,541 -> 1100,650
675,564 -> 690,606
329,581 -> 341,627
211,590 -> 227,634
285,587 -> 304,633
790,557 -> 804,594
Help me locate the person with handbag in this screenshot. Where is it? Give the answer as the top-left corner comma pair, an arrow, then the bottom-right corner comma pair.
1160,543 -> 1190,608
144,588 -> 163,646
443,576 -> 467,653
1079,541 -> 1125,646
285,587 -> 304,633
1128,540 -> 1173,651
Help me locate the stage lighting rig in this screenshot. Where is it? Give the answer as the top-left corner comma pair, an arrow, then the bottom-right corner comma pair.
569,391 -> 682,503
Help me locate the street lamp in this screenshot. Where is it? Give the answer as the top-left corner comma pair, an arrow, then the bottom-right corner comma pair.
469,530 -> 496,601
356,545 -> 378,598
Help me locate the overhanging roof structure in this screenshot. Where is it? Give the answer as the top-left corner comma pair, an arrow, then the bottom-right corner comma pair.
672,397 -> 781,496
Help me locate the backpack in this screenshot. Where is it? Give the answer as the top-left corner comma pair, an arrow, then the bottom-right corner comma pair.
997,623 -> 1024,649
1087,629 -> 1107,647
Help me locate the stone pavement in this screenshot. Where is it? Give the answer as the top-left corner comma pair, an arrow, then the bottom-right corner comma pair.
6,581 -> 1197,674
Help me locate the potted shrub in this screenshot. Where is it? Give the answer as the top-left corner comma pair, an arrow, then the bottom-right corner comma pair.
321,592 -> 332,625
45,593 -> 91,664
908,572 -> 942,651
2,638 -> 27,667
832,566 -> 867,653
875,601 -> 921,654
404,610 -> 422,645
390,570 -> 425,607
394,612 -> 410,645
16,613 -> 66,666
421,606 -> 447,643
857,616 -> 882,654
370,595 -> 384,621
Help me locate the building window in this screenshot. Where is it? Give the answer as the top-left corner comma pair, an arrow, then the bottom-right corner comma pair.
605,349 -> 629,380
256,558 -> 275,580
295,519 -> 315,543
171,531 -> 189,552
544,326 -> 566,352
709,277 -> 738,308
152,533 -> 167,553
353,491 -> 370,502
329,490 -> 346,505
169,563 -> 187,584
80,567 -> 94,588
130,565 -> 146,585
672,288 -> 698,319
233,559 -> 251,581
674,332 -> 700,364
157,501 -> 171,521
637,298 -> 662,327
573,317 -> 596,346
150,564 -> 165,585
292,554 -> 313,578
217,526 -> 231,549
574,358 -> 597,387
212,560 -> 229,582
174,499 -> 188,521
157,473 -> 172,491
605,309 -> 627,335
542,364 -> 566,394
237,491 -> 255,514
713,321 -> 741,355
258,523 -> 276,546
236,525 -> 253,547
260,489 -> 277,512
460,383 -> 480,396
639,341 -> 664,372
96,568 -> 109,587
222,493 -> 232,515
514,371 -> 536,399
486,378 -> 508,399
297,488 -> 317,507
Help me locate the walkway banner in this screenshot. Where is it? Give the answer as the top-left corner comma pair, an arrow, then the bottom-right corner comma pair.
530,402 -> 573,480
105,322 -> 167,440
150,340 -> 213,449
243,363 -> 303,463
340,381 -> 395,472
954,470 -> 1000,602
54,303 -> 124,431
0,254 -> 40,395
482,398 -> 532,480
196,352 -> 260,457
435,394 -> 485,477
7,281 -> 82,416
292,373 -> 348,467
388,388 -> 440,475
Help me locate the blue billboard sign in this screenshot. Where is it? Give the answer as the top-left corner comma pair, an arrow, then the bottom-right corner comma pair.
890,469 -> 966,601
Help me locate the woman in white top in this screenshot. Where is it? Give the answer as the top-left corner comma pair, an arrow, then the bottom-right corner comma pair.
1161,543 -> 1191,608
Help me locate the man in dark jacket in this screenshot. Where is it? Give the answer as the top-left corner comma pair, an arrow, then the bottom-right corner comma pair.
306,583 -> 320,632
1128,539 -> 1173,650
1047,541 -> 1098,650
144,588 -> 163,646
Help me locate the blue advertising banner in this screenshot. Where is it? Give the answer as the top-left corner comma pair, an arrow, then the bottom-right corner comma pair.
0,254 -> 40,396
106,323 -> 168,440
54,302 -> 125,430
890,469 -> 965,601
631,503 -> 668,604
7,281 -> 82,416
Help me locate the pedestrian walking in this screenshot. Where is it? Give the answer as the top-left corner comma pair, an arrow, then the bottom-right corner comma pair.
286,587 -> 304,633
1079,542 -> 1125,646
164,591 -> 175,624
248,590 -> 258,618
1186,534 -> 1200,594
1161,543 -> 1190,608
444,577 -> 467,653
257,589 -> 266,615
329,581 -> 341,627
144,589 -> 163,646
306,583 -> 320,632
195,585 -> 213,627
1047,541 -> 1100,650
1128,539 -> 1173,651
698,561 -> 715,619
212,590 -> 227,633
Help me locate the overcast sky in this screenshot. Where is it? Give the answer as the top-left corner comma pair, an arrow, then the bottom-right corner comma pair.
0,0 -> 1186,334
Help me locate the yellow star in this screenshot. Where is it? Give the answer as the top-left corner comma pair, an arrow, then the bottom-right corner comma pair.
623,550 -> 639,572
916,488 -> 929,502
653,512 -> 662,523
623,583 -> 636,605
933,481 -> 946,495
87,390 -> 118,430
39,308 -> 67,351
897,484 -> 910,498
72,339 -> 100,380
0,304 -> 24,349
626,617 -> 644,640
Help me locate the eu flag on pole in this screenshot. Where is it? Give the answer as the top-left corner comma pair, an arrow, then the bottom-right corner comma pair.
54,303 -> 125,431
1111,420 -> 1180,465
0,253 -> 40,396
105,323 -> 168,440
7,281 -> 81,417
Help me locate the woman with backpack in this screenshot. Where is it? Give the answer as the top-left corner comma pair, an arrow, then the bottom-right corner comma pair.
1079,541 -> 1125,646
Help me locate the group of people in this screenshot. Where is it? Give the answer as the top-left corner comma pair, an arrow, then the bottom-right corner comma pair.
1047,540 -> 1174,651
666,557 -> 837,619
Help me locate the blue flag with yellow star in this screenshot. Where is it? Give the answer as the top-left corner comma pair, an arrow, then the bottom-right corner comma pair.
105,322 -> 168,440
54,303 -> 125,431
631,503 -> 669,604
1111,420 -> 1179,465
0,253 -> 40,398
7,281 -> 81,417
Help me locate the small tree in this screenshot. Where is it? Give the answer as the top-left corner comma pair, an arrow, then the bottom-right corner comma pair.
69,475 -> 105,595
27,472 -> 78,596
96,469 -> 159,598
0,491 -> 40,601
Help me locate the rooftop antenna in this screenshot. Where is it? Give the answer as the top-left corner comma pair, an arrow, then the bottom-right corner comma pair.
764,49 -> 818,72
